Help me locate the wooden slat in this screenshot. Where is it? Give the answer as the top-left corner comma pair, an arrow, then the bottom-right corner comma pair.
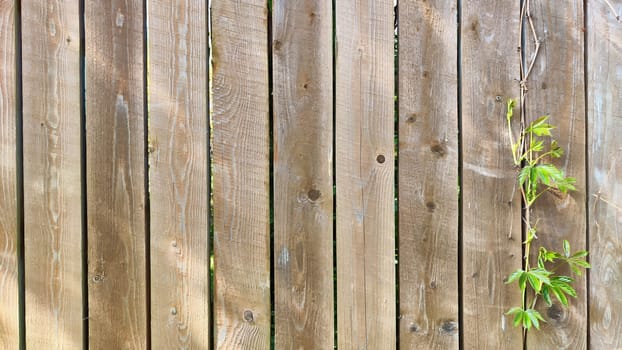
21,1 -> 82,348
461,1 -> 523,348
587,2 -> 622,348
398,0 -> 459,348
147,1 -> 209,348
211,1 -> 271,348
0,1 -> 18,349
272,0 -> 334,348
85,1 -> 147,348
524,2 -> 587,348
335,0 -> 395,348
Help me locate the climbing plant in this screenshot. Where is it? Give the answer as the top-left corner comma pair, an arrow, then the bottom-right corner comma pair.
503,0 -> 593,337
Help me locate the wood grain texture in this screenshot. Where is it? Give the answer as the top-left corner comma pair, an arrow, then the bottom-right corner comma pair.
147,1 -> 209,349
398,0 -> 459,348
85,0 -> 146,348
0,1 -> 18,349
461,1 -> 523,348
525,2 -> 587,349
272,0 -> 334,348
335,0 -> 395,348
587,2 -> 622,348
211,1 -> 271,348
21,1 -> 82,348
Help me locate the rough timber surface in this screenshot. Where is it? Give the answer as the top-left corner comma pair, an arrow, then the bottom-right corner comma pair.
461,1 -> 523,348
85,0 -> 147,348
22,0 -> 82,348
398,0 -> 459,348
211,0 -> 271,348
272,0 -> 334,348
587,1 -> 622,349
335,0 -> 396,348
148,0 -> 210,348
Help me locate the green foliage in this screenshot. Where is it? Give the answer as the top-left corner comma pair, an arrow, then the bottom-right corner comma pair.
504,99 -> 590,332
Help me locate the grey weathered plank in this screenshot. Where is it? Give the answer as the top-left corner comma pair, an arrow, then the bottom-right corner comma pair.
21,0 -> 82,348
335,0 -> 396,348
85,0 -> 147,348
148,0 -> 210,348
398,0 -> 459,348
525,1 -> 587,348
0,1 -> 18,348
211,1 -> 271,348
461,1 -> 523,348
587,2 -> 622,349
272,0 -> 334,348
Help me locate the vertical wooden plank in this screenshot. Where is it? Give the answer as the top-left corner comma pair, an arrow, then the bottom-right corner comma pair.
335,0 -> 395,349
21,0 -> 82,348
211,1 -> 270,348
461,1 -> 523,348
0,1 -> 18,349
147,1 -> 209,349
272,0 -> 333,348
85,0 -> 146,348
398,0 -> 459,348
525,2 -> 587,348
588,2 -> 622,348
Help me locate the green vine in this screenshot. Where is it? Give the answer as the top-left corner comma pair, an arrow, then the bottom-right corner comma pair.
504,99 -> 590,332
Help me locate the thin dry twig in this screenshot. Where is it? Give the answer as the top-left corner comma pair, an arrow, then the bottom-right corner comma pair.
593,193 -> 622,212
603,0 -> 622,23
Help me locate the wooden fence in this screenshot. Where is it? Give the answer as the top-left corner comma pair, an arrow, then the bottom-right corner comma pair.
0,0 -> 621,349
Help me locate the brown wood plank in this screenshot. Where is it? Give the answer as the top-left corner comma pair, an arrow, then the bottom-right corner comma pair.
211,1 -> 271,348
21,1 -> 82,348
461,1 -> 523,348
0,1 -> 18,349
335,0 -> 395,348
147,1 -> 209,348
398,0 -> 459,348
524,1 -> 587,348
587,2 -> 622,348
272,0 -> 334,348
85,0 -> 147,348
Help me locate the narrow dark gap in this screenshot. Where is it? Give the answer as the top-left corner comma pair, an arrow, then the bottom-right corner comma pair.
456,0 -> 464,349
332,0 -> 338,347
207,2 -> 215,349
266,0 -> 276,348
582,1 -> 591,348
79,0 -> 89,348
142,1 -> 152,348
519,1 -> 528,349
393,1 -> 400,349
14,0 -> 25,348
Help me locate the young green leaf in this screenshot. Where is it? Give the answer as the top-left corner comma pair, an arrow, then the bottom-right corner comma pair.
526,116 -> 555,136
563,240 -> 571,258
507,99 -> 516,121
525,309 -> 545,330
507,269 -> 525,284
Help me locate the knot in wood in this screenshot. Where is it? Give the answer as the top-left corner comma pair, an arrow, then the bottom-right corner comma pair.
243,309 -> 254,322
307,189 -> 321,201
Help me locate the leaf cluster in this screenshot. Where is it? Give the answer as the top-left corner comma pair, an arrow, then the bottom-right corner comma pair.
507,100 -> 576,205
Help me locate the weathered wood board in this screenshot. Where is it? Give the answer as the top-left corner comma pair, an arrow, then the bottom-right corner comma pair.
148,0 -> 210,348
272,0 -> 334,348
85,0 -> 147,348
22,0 -> 82,348
211,0 -> 271,348
398,0 -> 460,348
335,0 -> 396,348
